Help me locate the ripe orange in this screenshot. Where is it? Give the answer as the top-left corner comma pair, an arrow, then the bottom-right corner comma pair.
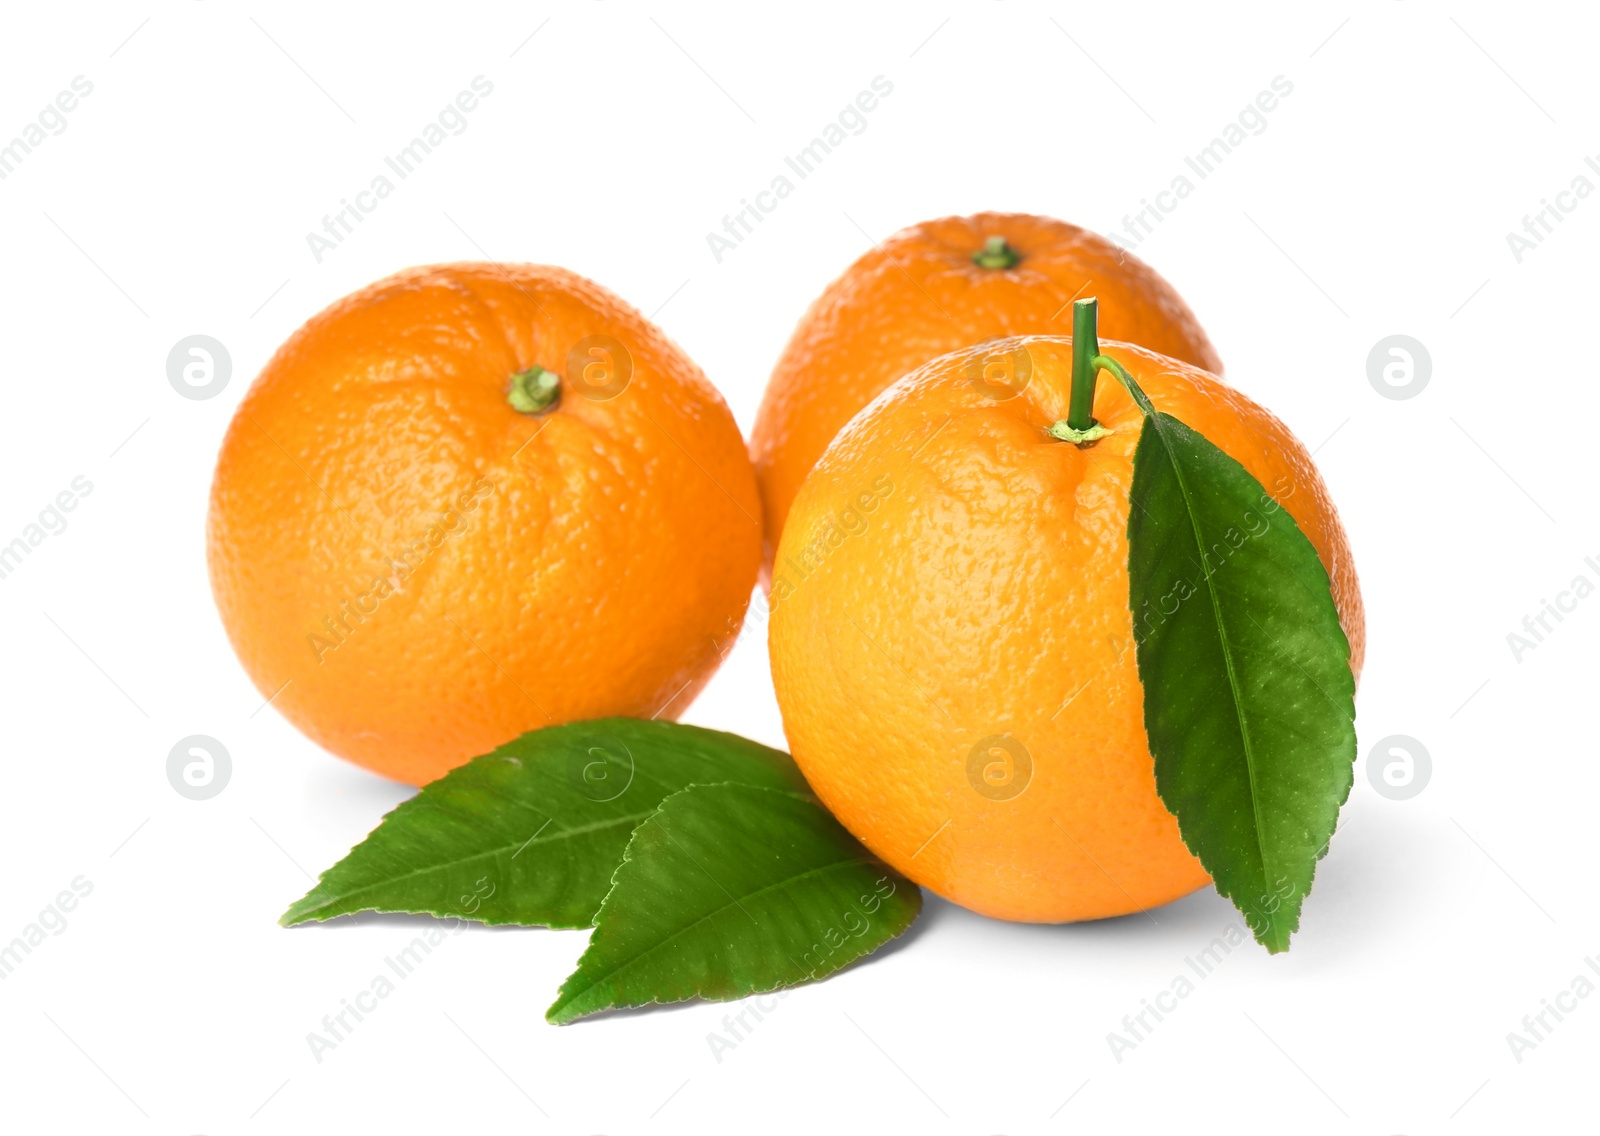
208,263 -> 761,785
751,212 -> 1222,576
768,336 -> 1363,923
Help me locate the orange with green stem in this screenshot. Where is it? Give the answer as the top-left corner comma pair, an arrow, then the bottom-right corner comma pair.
769,299 -> 1362,923
751,212 -> 1223,580
208,263 -> 762,786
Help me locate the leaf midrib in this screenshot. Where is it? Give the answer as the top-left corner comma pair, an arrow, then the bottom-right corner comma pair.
1148,414 -> 1276,927
292,809 -> 657,918
552,854 -> 879,1017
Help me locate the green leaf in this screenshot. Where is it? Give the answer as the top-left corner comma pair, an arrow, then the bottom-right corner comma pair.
281,719 -> 810,929
546,784 -> 921,1024
1126,409 -> 1356,953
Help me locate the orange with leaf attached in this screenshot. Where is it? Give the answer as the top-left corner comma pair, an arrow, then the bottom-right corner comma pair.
769,334 -> 1363,923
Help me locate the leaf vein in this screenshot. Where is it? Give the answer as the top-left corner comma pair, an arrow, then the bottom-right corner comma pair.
555,854 -> 883,1013
1148,414 -> 1277,914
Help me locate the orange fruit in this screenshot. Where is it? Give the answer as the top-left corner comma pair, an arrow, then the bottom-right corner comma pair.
768,336 -> 1363,923
751,212 -> 1222,576
208,263 -> 761,785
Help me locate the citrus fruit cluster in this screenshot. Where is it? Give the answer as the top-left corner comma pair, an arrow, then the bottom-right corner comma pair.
211,212 -> 1362,940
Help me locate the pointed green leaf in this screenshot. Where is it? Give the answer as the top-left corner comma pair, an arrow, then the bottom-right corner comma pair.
546,784 -> 922,1024
1126,410 -> 1357,953
281,719 -> 809,929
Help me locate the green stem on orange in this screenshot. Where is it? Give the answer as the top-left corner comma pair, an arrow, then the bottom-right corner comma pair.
1050,297 -> 1160,444
508,365 -> 560,414
1046,298 -> 1106,444
972,235 -> 1021,269
1068,298 -> 1100,430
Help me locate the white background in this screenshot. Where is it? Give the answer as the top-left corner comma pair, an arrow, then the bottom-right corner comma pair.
0,2 -> 1594,1132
